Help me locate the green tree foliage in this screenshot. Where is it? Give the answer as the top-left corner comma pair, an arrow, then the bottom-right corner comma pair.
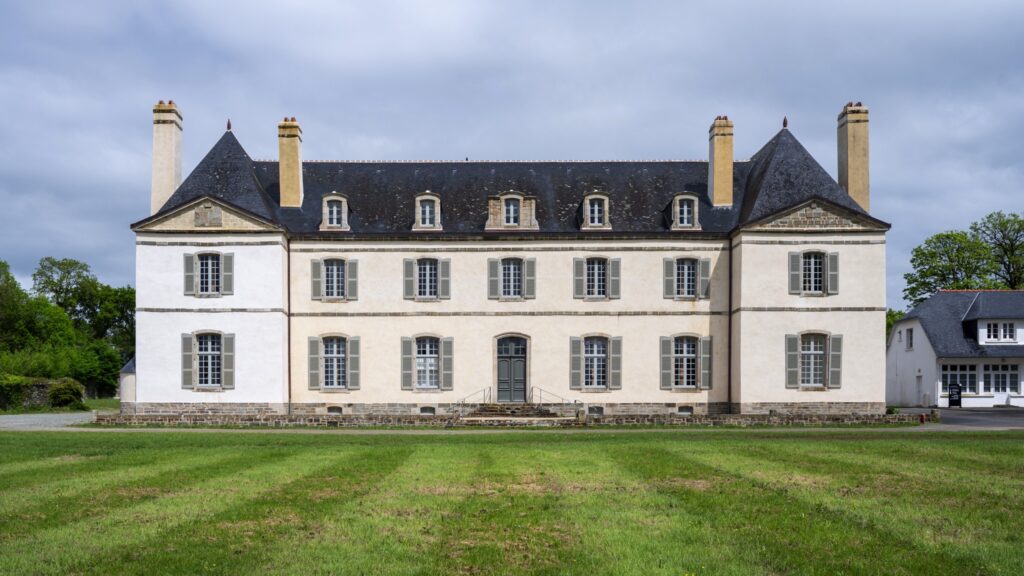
902,231 -> 1000,306
969,211 -> 1024,289
32,257 -> 93,314
886,309 -> 905,338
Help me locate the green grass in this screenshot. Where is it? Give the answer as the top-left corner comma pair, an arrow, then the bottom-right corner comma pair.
83,397 -> 119,412
0,430 -> 1022,575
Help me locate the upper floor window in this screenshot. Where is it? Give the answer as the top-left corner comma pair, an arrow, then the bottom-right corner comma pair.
501,258 -> 523,298
790,251 -> 838,296
322,337 -> 348,389
583,336 -> 609,388
675,258 -> 698,298
196,333 -> 222,388
677,197 -> 695,227
906,328 -> 914,350
327,201 -> 343,226
504,198 -> 520,226
586,258 -> 607,298
198,254 -> 221,295
417,258 -> 438,298
672,336 -> 698,388
799,333 -> 827,388
319,194 -> 350,231
323,259 -> 346,299
985,322 -> 1016,343
420,200 -> 436,227
588,197 -> 605,226
413,193 -> 442,231
802,252 -> 824,294
415,337 -> 440,389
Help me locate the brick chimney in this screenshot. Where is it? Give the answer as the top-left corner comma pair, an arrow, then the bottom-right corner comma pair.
151,100 -> 182,214
278,117 -> 303,208
838,102 -> 870,212
708,116 -> 734,207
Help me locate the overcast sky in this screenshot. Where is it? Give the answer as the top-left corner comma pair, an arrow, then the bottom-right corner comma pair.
1,0 -> 1021,308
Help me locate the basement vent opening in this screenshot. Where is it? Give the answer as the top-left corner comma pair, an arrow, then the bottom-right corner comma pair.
419,406 -> 436,416
327,406 -> 344,415
587,406 -> 604,416
677,406 -> 694,416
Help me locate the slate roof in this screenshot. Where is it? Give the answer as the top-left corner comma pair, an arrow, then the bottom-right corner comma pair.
901,291 -> 1024,358
120,357 -> 135,375
142,127 -> 888,237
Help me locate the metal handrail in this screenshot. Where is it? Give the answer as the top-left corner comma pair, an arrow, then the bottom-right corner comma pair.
528,386 -> 578,406
452,386 -> 492,418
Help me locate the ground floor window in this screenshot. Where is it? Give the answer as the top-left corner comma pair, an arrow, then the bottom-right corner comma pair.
983,364 -> 1020,394
672,336 -> 698,388
416,337 -> 440,389
322,337 -> 347,389
800,334 -> 827,387
941,364 -> 977,394
583,337 -> 608,388
196,333 -> 222,388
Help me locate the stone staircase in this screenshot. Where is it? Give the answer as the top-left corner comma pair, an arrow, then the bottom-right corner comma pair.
459,403 -> 578,427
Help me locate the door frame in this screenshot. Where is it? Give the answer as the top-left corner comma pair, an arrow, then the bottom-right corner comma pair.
493,333 -> 531,403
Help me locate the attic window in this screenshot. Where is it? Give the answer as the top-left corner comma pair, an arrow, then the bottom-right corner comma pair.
319,194 -> 350,231
582,193 -> 611,230
504,198 -> 520,225
413,193 -> 442,231
671,195 -> 700,230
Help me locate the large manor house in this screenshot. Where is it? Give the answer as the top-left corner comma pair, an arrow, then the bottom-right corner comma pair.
126,101 -> 888,417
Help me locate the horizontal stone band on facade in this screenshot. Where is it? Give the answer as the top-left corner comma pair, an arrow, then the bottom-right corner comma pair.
731,307 -> 886,313
137,308 -> 287,313
289,245 -> 727,253
137,240 -> 287,247
732,239 -> 886,246
290,310 -> 729,317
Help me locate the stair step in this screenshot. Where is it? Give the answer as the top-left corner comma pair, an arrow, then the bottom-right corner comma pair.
458,416 -> 579,427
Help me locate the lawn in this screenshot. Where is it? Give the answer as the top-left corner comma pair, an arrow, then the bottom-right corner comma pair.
0,430 -> 1022,575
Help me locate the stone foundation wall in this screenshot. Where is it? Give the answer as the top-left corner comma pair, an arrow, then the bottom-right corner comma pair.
731,402 -> 886,415
121,402 -> 287,416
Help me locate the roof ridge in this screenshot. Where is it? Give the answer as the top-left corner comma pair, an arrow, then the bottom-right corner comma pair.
252,158 -> 754,164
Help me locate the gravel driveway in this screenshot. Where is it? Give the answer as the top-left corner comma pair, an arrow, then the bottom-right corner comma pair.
0,412 -> 95,429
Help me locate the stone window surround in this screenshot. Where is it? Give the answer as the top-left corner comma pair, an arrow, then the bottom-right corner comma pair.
581,192 -> 611,230
578,331 -> 613,392
667,331 -> 703,392
411,332 -> 445,393
319,192 -> 350,231
485,191 -> 540,231
797,249 -> 828,298
317,332 -> 353,393
193,251 -> 224,298
321,258 -> 349,302
670,194 -> 701,231
413,192 -> 442,231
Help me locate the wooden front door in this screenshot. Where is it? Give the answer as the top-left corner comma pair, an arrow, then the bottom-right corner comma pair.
497,337 -> 527,403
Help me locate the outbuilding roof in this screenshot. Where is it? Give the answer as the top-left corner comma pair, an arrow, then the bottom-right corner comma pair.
901,291 -> 1024,359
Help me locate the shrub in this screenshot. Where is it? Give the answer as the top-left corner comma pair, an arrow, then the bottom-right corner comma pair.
886,406 -> 901,415
0,373 -> 34,410
48,378 -> 86,410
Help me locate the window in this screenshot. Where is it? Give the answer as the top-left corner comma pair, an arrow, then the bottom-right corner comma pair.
420,199 -> 436,227
799,334 -> 827,387
802,252 -> 824,294
941,364 -> 977,394
583,337 -> 608,388
588,197 -> 605,226
198,254 -> 221,295
675,259 -> 698,298
586,258 -> 607,298
417,259 -> 438,298
986,322 -> 1017,343
327,200 -> 343,227
677,198 -> 695,227
323,259 -> 346,299
672,337 -> 698,388
501,258 -> 523,298
983,364 -> 1020,394
415,337 -> 440,389
1006,323 -> 1017,341
504,198 -> 520,226
906,328 -> 914,350
322,337 -> 347,389
196,333 -> 222,388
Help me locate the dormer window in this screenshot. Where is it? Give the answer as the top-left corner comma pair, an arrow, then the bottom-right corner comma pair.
319,193 -> 350,231
413,193 -> 442,231
504,198 -> 520,225
985,322 -> 1017,343
670,195 -> 700,230
581,193 -> 610,230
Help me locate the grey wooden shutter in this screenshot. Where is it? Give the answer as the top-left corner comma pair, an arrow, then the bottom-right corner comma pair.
311,259 -> 322,301
569,337 -> 582,389
308,337 -> 320,390
347,260 -> 359,301
438,259 -> 451,299
699,258 -> 711,299
788,253 -> 801,294
181,333 -> 193,389
609,337 -> 623,389
347,337 -> 360,390
441,337 -> 454,390
183,254 -> 195,296
401,337 -> 414,390
487,259 -> 500,299
663,258 -> 674,299
573,258 -> 585,299
785,334 -> 799,388
828,334 -> 843,389
524,259 -> 536,299
660,337 -> 673,389
221,253 -> 234,295
699,336 -> 712,390
827,253 -> 839,295
609,259 -> 621,299
403,259 -> 415,300
221,334 -> 235,389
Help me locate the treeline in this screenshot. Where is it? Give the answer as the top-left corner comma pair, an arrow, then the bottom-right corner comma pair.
0,258 -> 134,397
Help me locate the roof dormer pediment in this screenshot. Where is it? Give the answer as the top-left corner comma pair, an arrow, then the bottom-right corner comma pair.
741,199 -> 889,233
131,197 -> 282,233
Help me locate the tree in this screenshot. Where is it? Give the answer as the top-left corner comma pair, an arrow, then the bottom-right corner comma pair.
902,231 -> 998,306
886,309 -> 905,339
970,211 -> 1024,289
31,257 -> 94,314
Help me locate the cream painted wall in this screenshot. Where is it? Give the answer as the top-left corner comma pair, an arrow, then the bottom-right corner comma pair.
885,319 -> 938,406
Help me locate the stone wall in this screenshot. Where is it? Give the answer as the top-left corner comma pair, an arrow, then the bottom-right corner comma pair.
121,402 -> 287,416
730,402 -> 886,415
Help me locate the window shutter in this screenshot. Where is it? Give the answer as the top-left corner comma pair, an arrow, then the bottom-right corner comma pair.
569,337 -> 582,389
660,337 -> 672,389
828,334 -> 843,389
663,259 -> 674,299
221,253 -> 234,295
487,259 -> 500,299
221,334 -> 235,390
347,337 -> 360,390
788,253 -> 801,294
438,259 -> 451,299
827,253 -> 839,295
311,259 -> 322,301
183,254 -> 195,296
573,258 -> 585,299
181,333 -> 193,389
609,259 -> 621,299
785,334 -> 799,388
699,336 -> 712,390
441,337 -> 454,390
401,337 -> 414,390
699,258 -> 711,299
308,337 -> 320,390
347,260 -> 359,301
609,337 -> 622,389
524,259 -> 536,299
403,259 -> 415,300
